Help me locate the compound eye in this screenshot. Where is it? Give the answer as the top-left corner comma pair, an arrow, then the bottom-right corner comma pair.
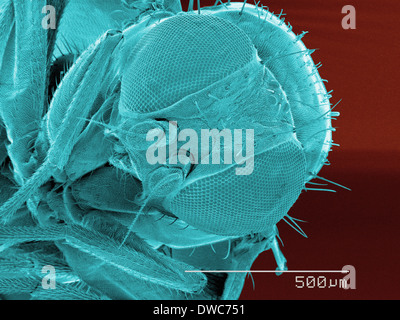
119,14 -> 256,116
164,140 -> 306,236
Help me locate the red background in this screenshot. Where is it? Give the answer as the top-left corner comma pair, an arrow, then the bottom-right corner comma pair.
181,0 -> 400,299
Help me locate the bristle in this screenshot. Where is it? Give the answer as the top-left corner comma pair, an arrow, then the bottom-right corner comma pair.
240,0 -> 248,15
283,215 -> 308,238
314,175 -> 351,191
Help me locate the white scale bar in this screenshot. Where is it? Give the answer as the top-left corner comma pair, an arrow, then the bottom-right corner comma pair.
186,270 -> 349,273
